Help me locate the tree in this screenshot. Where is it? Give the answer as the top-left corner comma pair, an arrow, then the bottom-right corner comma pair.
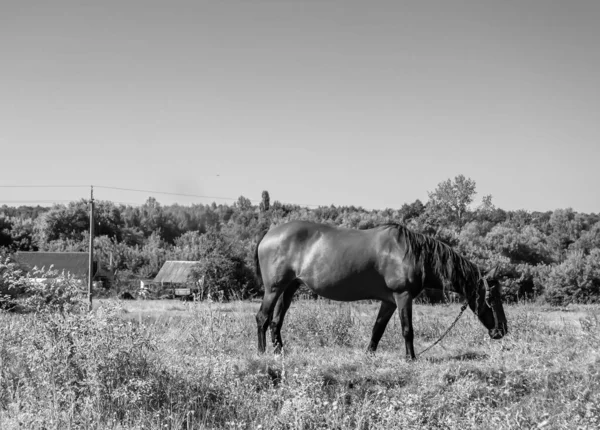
547,208 -> 584,261
171,231 -> 205,261
139,232 -> 168,278
236,196 -> 253,211
259,190 -> 270,212
398,200 -> 425,223
128,197 -> 181,243
539,249 -> 600,305
485,224 -> 553,265
8,217 -> 36,251
572,221 -> 600,254
427,175 -> 477,227
94,201 -> 124,240
188,229 -> 258,300
0,216 -> 13,249
33,201 -> 89,246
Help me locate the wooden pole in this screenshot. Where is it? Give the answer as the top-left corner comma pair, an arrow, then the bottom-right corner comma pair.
88,186 -> 94,312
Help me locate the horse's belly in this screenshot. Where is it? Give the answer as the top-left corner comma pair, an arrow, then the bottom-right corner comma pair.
305,276 -> 391,302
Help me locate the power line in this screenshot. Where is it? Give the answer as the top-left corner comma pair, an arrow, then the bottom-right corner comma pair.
0,200 -> 76,204
0,185 -> 88,188
94,185 -> 322,207
0,184 -> 323,208
94,185 -> 246,202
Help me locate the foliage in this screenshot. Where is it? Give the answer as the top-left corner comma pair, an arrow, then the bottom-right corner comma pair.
1,175 -> 600,304
7,217 -> 36,250
537,250 -> 600,306
0,255 -> 27,309
0,253 -> 87,313
188,229 -> 259,301
260,190 -> 270,212
33,201 -> 90,245
15,270 -> 87,313
0,216 -> 12,249
0,304 -> 215,428
485,224 -> 553,265
572,221 -> 600,254
398,199 -> 425,223
426,174 -> 477,227
2,300 -> 600,429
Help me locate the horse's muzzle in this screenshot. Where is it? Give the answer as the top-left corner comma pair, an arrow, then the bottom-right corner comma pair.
489,324 -> 507,340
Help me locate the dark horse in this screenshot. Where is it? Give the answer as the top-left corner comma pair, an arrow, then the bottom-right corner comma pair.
254,221 -> 508,359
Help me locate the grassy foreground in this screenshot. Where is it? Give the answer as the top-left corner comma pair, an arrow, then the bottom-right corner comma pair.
1,299 -> 599,429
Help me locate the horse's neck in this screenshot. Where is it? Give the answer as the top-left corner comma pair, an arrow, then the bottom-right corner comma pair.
422,264 -> 446,291
423,263 -> 478,299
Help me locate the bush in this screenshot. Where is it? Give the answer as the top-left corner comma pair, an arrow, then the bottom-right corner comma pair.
538,249 -> 600,306
485,225 -> 553,265
496,263 -> 542,303
0,253 -> 87,313
0,255 -> 27,309
0,304 -> 216,428
189,229 -> 258,301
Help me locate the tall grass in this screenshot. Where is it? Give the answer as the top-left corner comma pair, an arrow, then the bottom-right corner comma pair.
1,299 -> 599,429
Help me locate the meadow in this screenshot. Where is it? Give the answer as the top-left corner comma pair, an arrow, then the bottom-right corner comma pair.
1,299 -> 599,430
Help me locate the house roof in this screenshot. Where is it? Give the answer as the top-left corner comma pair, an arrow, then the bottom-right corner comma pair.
15,252 -> 95,278
154,261 -> 199,284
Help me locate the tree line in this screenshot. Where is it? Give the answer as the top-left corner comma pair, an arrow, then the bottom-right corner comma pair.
1,175 -> 599,305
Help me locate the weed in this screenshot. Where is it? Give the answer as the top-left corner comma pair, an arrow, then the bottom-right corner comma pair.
1,299 -> 600,429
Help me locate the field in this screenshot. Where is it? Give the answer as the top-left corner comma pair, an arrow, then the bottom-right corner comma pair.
1,299 -> 600,429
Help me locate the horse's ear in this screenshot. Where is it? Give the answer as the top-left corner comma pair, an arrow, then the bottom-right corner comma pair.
485,264 -> 500,280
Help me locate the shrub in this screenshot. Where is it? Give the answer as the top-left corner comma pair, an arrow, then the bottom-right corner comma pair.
0,255 -> 27,309
183,229 -> 259,301
456,240 -> 533,303
538,249 -> 600,306
485,225 -> 553,265
0,253 -> 88,313
0,304 -> 217,428
498,263 -> 542,303
17,269 -> 88,313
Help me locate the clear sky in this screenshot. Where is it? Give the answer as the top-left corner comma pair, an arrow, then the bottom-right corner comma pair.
1,1 -> 599,213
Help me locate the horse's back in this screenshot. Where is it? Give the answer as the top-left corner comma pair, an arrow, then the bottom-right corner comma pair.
258,221 -> 397,301
259,221 -> 368,260
258,221 -> 342,270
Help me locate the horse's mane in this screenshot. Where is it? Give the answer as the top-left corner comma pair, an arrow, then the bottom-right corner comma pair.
378,223 -> 480,297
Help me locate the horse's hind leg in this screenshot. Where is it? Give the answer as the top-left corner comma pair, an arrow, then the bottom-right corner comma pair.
256,291 -> 281,353
271,282 -> 299,353
367,300 -> 397,353
256,279 -> 291,353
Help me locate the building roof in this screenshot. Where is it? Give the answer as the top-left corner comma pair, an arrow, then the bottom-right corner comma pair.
15,252 -> 95,278
154,261 -> 199,284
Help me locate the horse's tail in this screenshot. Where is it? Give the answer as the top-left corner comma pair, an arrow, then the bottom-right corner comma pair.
254,227 -> 269,286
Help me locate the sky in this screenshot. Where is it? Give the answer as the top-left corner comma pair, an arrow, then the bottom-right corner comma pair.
1,0 -> 599,213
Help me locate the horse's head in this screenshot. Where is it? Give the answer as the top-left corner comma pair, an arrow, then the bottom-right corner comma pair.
474,266 -> 508,339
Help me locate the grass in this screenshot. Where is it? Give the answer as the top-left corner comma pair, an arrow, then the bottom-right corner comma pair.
1,299 -> 599,429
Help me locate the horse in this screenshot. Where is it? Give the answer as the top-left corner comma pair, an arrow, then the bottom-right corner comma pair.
254,221 -> 507,359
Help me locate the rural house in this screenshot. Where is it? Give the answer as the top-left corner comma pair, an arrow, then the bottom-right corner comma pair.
151,260 -> 204,299
14,251 -> 111,287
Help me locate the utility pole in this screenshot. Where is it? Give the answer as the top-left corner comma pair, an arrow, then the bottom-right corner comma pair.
88,186 -> 95,312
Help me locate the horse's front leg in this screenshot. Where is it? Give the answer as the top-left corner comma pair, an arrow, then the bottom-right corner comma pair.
394,291 -> 415,360
367,300 -> 397,353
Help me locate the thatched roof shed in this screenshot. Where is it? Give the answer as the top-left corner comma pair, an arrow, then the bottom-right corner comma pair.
15,252 -> 97,278
154,261 -> 199,284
